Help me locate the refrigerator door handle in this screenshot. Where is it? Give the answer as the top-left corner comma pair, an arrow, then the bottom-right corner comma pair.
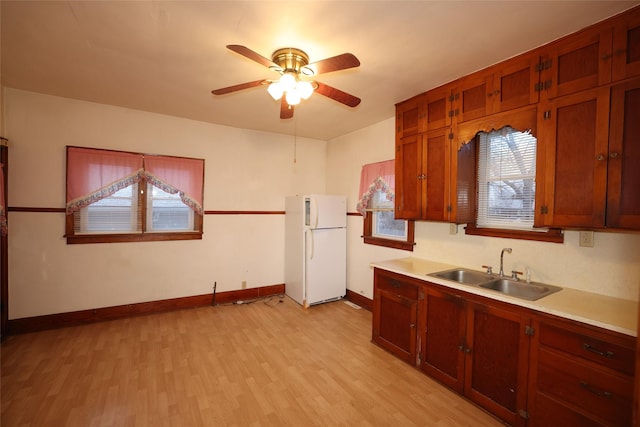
312,197 -> 319,229
308,229 -> 314,260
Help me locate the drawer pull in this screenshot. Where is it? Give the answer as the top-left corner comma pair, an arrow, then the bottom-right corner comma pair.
579,381 -> 612,399
391,281 -> 401,288
583,343 -> 614,358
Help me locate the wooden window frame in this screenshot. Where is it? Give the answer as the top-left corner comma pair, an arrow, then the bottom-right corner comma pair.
65,148 -> 204,244
363,213 -> 415,251
458,107 -> 564,243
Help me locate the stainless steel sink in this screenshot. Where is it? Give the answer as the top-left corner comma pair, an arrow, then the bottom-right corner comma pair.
429,268 -> 492,285
479,278 -> 562,301
429,268 -> 562,301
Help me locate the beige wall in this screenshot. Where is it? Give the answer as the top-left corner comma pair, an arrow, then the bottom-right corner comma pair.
5,87 -> 640,320
327,118 -> 640,302
5,88 -> 327,319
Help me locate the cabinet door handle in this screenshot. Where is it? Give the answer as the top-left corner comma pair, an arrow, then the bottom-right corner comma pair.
580,381 -> 612,399
583,343 -> 614,358
609,152 -> 619,159
596,154 -> 606,161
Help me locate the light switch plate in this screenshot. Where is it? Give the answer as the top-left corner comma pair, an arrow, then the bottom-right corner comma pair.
579,231 -> 594,247
449,223 -> 458,235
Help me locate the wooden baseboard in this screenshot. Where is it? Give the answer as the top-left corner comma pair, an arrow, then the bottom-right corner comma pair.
7,284 -> 285,335
345,289 -> 373,311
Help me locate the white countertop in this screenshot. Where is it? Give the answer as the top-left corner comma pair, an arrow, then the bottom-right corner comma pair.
371,257 -> 638,337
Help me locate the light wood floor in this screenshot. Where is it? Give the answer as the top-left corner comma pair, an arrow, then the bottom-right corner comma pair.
1,297 -> 504,426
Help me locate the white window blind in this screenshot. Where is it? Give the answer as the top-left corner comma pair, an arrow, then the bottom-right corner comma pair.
477,126 -> 537,230
146,183 -> 194,232
74,184 -> 141,234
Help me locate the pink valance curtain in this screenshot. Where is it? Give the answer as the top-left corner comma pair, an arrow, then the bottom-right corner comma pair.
144,155 -> 204,215
66,147 -> 144,214
0,163 -> 6,236
356,159 -> 396,216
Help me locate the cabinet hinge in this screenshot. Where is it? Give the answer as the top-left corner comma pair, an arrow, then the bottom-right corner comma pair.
448,132 -> 454,140
448,94 -> 455,102
447,205 -> 452,212
525,325 -> 535,336
540,205 -> 548,215
448,110 -> 455,118
543,110 -> 552,120
518,409 -> 529,420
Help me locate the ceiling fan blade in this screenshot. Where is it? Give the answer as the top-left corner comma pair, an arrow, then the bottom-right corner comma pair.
211,79 -> 266,95
227,45 -> 279,69
280,97 -> 294,119
314,82 -> 361,107
304,53 -> 360,75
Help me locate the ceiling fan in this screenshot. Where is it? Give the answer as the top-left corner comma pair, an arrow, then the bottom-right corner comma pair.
211,45 -> 361,119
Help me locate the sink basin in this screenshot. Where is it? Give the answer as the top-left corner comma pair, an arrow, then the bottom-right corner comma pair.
429,268 -> 491,285
479,278 -> 562,301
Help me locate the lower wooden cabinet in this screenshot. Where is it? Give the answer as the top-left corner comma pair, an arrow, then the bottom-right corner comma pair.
372,269 -> 636,426
420,284 -> 530,426
372,268 -> 420,364
527,317 -> 635,426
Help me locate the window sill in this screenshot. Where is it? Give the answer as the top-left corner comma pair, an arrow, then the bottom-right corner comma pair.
363,236 -> 415,251
66,231 -> 203,244
464,225 -> 564,243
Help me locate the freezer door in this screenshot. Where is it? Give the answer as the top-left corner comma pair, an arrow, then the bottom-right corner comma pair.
308,195 -> 347,229
305,227 -> 346,306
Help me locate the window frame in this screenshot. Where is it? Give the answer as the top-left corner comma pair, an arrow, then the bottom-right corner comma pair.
65,147 -> 204,244
363,213 -> 415,251
457,107 -> 563,243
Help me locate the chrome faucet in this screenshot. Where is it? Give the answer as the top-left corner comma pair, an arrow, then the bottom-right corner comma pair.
499,248 -> 512,277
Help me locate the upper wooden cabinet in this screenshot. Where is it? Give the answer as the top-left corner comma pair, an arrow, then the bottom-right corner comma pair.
606,77 -> 640,229
611,6 -> 640,81
396,94 -> 426,138
536,79 -> 640,229
540,7 -> 640,99
456,51 -> 541,123
539,26 -> 613,99
395,5 -> 640,231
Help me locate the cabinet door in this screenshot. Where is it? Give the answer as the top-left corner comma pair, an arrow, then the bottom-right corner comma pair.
540,26 -> 613,99
457,70 -> 493,123
612,6 -> 640,81
536,87 -> 611,228
494,51 -> 541,113
424,84 -> 453,130
372,269 -> 419,365
606,78 -> 640,229
449,133 -> 477,224
395,134 -> 425,219
396,95 -> 426,138
424,128 -> 451,221
464,303 -> 530,427
421,287 -> 466,393
373,288 -> 418,364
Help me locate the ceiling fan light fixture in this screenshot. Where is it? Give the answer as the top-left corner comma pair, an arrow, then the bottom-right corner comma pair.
279,73 -> 297,92
285,90 -> 301,106
267,82 -> 284,100
296,80 -> 314,100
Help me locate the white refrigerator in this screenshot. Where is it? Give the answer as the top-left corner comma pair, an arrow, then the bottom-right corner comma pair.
285,195 -> 347,308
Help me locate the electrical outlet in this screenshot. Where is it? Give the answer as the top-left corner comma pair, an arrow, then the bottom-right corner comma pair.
241,280 -> 247,289
449,223 -> 458,235
579,231 -> 594,247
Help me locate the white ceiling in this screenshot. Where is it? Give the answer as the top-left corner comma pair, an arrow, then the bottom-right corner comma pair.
2,1 -> 638,141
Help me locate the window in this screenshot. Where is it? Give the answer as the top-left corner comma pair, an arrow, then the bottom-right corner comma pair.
464,126 -> 562,243
357,160 -> 414,251
66,147 -> 204,244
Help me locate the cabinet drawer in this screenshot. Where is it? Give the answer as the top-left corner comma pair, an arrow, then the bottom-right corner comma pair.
375,272 -> 419,300
531,392 -> 605,427
537,348 -> 633,426
538,322 -> 635,375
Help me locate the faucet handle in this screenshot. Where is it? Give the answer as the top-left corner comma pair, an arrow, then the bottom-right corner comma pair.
511,270 -> 523,281
482,265 -> 493,275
